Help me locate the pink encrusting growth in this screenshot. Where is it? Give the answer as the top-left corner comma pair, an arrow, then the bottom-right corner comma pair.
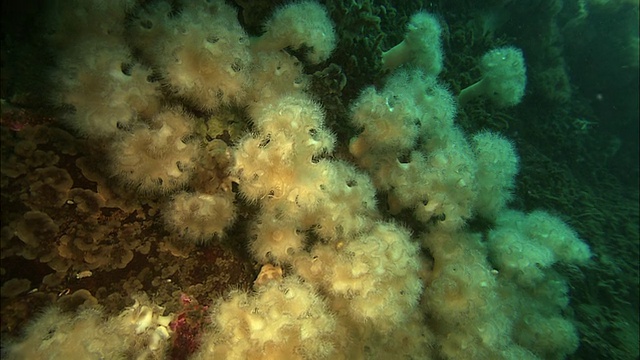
169,294 -> 211,360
